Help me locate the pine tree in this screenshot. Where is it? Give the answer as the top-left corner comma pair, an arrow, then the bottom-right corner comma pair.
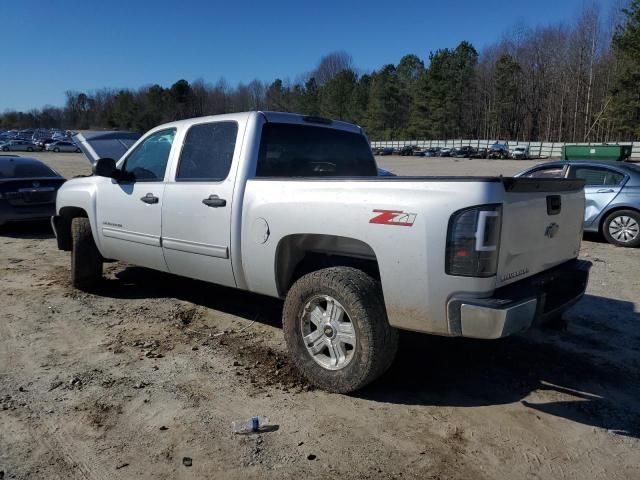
611,0 -> 640,138
319,70 -> 357,120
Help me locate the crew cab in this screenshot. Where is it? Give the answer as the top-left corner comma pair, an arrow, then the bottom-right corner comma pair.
52,112 -> 591,393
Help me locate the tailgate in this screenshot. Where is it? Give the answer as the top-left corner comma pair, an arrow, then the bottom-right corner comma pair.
496,178 -> 585,288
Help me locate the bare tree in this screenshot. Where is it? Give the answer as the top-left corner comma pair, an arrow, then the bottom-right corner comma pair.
311,51 -> 354,86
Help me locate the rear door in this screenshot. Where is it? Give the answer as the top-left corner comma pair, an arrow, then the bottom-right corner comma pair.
567,165 -> 626,227
161,120 -> 242,288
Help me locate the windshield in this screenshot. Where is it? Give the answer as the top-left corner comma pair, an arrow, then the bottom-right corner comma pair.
256,123 -> 377,177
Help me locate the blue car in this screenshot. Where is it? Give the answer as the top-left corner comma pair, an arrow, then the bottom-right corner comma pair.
516,160 -> 640,247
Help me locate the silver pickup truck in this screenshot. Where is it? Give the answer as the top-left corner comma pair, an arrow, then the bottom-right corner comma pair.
52,111 -> 591,393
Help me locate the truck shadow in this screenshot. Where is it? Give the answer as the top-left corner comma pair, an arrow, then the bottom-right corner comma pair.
0,220 -> 54,239
97,265 -> 284,328
360,294 -> 640,439
90,267 -> 640,439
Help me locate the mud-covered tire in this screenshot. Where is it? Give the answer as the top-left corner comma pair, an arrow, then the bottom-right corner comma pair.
602,209 -> 640,248
283,267 -> 398,393
71,218 -> 103,289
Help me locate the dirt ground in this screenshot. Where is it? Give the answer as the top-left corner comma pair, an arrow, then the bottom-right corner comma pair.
1,152 -> 639,480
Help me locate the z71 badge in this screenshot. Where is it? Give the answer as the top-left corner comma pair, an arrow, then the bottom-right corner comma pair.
369,209 -> 417,227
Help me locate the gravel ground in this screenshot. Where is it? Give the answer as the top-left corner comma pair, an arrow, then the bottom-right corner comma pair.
0,152 -> 638,480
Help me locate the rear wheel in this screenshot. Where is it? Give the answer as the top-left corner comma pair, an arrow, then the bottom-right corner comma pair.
283,267 -> 398,393
1,147 -> 8,152
53,147 -> 60,152
27,147 -> 33,151
71,218 -> 103,288
602,209 -> 640,247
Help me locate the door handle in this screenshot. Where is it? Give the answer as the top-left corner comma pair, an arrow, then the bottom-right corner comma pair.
202,194 -> 226,208
140,193 -> 159,204
596,188 -> 615,193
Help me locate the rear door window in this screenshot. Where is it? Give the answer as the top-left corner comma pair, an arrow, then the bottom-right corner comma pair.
256,123 -> 377,177
176,122 -> 238,181
569,166 -> 625,186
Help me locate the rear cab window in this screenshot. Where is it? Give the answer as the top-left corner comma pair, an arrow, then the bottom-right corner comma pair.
255,123 -> 377,177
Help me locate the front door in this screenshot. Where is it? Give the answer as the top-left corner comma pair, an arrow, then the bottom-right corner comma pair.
96,128 -> 177,272
161,121 -> 241,288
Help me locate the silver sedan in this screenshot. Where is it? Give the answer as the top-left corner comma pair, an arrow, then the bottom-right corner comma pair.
45,141 -> 81,153
517,160 -> 640,247
1,140 -> 39,152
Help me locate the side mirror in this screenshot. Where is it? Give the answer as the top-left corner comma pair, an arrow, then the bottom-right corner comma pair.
93,158 -> 118,178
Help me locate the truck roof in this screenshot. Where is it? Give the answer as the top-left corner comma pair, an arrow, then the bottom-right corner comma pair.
152,111 -> 363,135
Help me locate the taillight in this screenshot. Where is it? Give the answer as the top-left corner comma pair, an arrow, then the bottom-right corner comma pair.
446,204 -> 502,277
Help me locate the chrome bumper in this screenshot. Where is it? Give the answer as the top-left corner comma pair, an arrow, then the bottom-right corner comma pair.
448,259 -> 591,339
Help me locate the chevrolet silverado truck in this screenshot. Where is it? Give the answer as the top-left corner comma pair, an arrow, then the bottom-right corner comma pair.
52,112 -> 591,393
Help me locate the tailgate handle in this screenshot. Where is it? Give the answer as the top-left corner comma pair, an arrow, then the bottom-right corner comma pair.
547,195 -> 561,215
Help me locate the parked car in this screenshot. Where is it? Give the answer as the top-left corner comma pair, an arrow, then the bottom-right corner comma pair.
399,145 -> 423,156
1,140 -> 38,152
470,148 -> 488,159
488,143 -> 510,159
0,155 -> 66,226
36,138 -> 55,150
452,146 -> 476,158
46,141 -> 81,153
511,146 -> 530,159
439,147 -> 452,157
53,111 -> 590,393
423,148 -> 439,157
516,160 -> 640,247
378,147 -> 394,156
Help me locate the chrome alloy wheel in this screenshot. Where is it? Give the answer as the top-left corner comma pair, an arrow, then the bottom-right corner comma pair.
608,215 -> 640,243
300,295 -> 357,371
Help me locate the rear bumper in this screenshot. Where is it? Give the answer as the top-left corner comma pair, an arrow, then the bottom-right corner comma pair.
447,259 -> 591,339
0,200 -> 55,225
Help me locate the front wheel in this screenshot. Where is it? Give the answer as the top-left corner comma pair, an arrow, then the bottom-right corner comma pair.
71,218 -> 103,288
27,147 -> 33,151
602,210 -> 640,247
283,267 -> 398,393
53,147 -> 60,152
1,147 -> 8,152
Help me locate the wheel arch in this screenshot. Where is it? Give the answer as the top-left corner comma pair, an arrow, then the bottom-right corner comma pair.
598,205 -> 640,234
54,206 -> 89,251
274,234 -> 381,298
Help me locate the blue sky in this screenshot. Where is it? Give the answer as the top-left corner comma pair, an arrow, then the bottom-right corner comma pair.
2,0 -> 620,111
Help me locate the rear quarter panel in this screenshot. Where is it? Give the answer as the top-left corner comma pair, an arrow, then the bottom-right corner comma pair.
240,178 -> 504,335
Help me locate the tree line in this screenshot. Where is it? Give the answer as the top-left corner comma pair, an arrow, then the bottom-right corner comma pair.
3,1 -> 640,142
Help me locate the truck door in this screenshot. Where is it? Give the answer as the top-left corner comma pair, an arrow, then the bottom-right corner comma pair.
161,121 -> 240,288
96,128 -> 176,271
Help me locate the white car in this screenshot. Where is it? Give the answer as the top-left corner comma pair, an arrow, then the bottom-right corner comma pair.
46,141 -> 80,153
52,111 -> 591,392
511,146 -> 530,159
